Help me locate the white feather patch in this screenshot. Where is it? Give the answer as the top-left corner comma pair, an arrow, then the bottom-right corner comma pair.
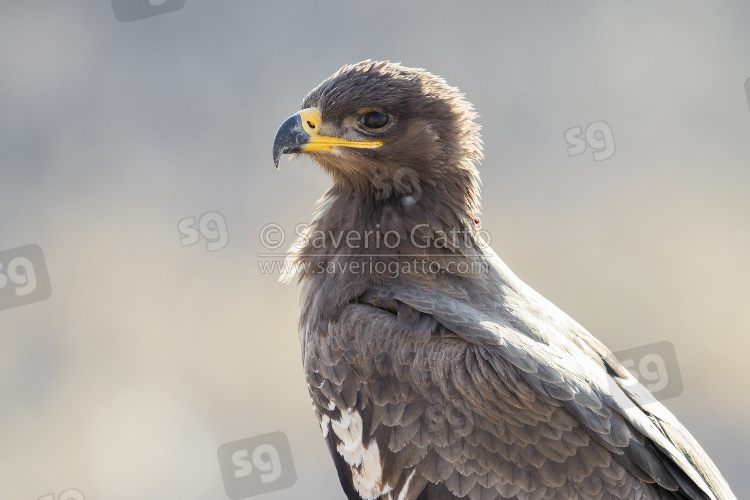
398,469 -> 417,500
329,408 -> 385,500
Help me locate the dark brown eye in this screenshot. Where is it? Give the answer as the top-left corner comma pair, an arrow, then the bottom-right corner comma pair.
360,112 -> 389,129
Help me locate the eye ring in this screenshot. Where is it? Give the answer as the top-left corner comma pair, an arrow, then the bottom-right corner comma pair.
359,111 -> 390,130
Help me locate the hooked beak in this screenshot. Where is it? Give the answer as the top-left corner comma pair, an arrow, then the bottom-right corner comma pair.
272,107 -> 383,169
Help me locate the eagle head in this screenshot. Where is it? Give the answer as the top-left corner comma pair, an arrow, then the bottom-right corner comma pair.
273,61 -> 483,214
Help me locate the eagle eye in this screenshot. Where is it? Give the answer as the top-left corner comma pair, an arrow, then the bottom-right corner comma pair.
360,111 -> 389,130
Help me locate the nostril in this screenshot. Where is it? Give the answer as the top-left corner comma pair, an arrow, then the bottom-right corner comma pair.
307,121 -> 316,129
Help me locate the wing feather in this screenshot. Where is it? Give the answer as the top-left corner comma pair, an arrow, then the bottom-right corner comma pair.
306,246 -> 735,499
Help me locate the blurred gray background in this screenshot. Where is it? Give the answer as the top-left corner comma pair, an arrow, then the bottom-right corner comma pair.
1,1 -> 748,498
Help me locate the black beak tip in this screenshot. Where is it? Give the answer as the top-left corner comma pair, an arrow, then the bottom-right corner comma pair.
272,142 -> 285,170
272,113 -> 309,170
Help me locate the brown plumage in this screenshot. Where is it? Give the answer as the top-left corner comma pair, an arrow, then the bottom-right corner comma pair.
272,60 -> 737,500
